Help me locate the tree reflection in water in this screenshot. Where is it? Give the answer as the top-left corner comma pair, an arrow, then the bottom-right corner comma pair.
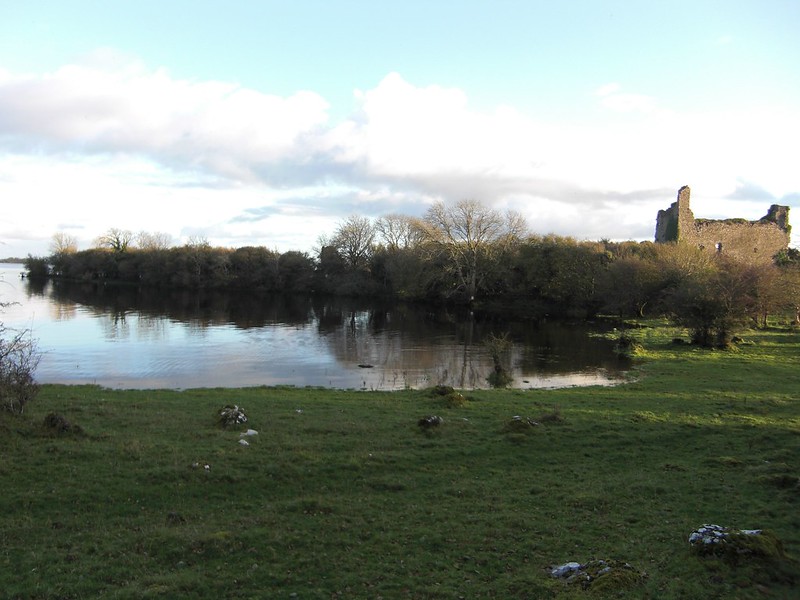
1,264 -> 629,390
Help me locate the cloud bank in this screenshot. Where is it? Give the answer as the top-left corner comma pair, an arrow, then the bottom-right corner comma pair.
0,53 -> 798,255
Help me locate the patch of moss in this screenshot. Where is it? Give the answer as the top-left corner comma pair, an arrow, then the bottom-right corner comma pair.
501,416 -> 538,434
726,530 -> 786,562
584,559 -> 647,592
443,391 -> 467,408
692,527 -> 787,565
715,456 -> 744,468
41,412 -> 84,437
614,332 -> 643,358
429,385 -> 455,397
758,473 -> 800,489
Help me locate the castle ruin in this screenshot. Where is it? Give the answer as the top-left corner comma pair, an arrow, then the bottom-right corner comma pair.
655,186 -> 790,263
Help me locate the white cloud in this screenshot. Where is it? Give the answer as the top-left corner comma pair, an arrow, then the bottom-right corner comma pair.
1,58 -> 798,256
594,83 -> 621,97
0,53 -> 330,181
594,82 -> 658,113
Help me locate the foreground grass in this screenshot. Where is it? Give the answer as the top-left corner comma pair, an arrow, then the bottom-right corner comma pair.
2,323 -> 799,599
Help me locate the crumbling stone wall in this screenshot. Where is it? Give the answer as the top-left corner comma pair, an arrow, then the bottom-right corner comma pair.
655,186 -> 790,263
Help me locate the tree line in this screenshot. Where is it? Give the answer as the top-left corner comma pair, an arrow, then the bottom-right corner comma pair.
24,199 -> 800,346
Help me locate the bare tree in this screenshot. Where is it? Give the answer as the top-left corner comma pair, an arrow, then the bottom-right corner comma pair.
375,214 -> 423,251
94,228 -> 134,253
419,199 -> 527,299
185,235 -> 211,249
49,232 -> 78,256
332,215 -> 376,270
136,231 -> 173,250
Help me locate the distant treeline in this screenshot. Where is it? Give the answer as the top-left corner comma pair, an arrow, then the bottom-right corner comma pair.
23,200 -> 800,345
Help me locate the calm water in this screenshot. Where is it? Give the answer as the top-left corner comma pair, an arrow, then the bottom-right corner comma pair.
0,263 -> 628,390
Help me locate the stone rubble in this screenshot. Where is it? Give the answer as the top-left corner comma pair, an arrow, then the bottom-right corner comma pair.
218,404 -> 248,427
549,558 -> 646,590
418,415 -> 444,428
688,524 -> 762,547
688,523 -> 785,563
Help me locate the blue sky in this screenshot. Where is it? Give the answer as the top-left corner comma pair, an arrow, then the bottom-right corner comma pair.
1,0 -> 798,256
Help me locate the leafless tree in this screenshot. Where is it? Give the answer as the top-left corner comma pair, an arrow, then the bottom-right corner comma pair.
49,232 -> 78,256
185,235 -> 211,249
332,215 -> 376,270
136,231 -> 173,250
375,214 -> 423,251
94,228 -> 134,252
419,199 -> 527,299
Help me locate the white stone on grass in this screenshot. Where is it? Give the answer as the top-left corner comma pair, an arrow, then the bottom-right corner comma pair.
551,562 -> 582,578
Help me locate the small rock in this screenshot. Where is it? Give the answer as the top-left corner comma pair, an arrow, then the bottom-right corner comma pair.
218,404 -> 247,427
551,562 -> 582,578
240,429 -> 258,437
550,559 -> 646,591
418,415 -> 444,428
502,415 -> 540,433
239,439 -> 250,446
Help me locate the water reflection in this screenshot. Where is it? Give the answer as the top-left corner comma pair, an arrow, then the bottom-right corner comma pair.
0,263 -> 629,390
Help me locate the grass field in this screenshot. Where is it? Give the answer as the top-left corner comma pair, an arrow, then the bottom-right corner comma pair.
2,321 -> 799,598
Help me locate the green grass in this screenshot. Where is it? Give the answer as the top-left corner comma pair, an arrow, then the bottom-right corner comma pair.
2,323 -> 800,598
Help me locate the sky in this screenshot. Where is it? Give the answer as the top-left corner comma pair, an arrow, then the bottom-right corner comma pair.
1,0 -> 799,258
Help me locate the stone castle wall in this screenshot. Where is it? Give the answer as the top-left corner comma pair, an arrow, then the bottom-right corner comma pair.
655,186 -> 790,263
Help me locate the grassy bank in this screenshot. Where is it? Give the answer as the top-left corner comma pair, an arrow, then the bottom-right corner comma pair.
2,323 -> 799,598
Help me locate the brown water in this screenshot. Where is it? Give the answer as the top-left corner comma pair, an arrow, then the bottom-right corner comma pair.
1,263 -> 628,390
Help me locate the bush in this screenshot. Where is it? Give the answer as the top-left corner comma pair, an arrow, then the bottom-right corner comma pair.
614,331 -> 643,358
42,412 -> 83,436
23,255 -> 50,279
0,321 -> 40,414
485,332 -> 514,387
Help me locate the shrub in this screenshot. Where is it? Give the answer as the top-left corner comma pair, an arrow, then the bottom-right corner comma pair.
485,332 -> 513,387
443,391 -> 467,408
614,331 -> 643,358
429,385 -> 455,397
0,321 -> 41,414
42,412 -> 83,436
23,255 -> 50,279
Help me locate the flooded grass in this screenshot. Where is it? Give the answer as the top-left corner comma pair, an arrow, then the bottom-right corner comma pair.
1,324 -> 799,597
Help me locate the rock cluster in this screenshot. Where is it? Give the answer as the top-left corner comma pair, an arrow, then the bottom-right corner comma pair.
418,415 -> 443,429
550,559 -> 646,591
217,404 -> 248,428
689,524 -> 759,547
688,524 -> 785,562
501,415 -> 540,434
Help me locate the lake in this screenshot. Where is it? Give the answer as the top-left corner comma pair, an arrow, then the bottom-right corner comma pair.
0,263 -> 628,390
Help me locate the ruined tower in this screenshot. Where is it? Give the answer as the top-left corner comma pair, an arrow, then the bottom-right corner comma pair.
655,185 -> 694,243
655,186 -> 790,263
